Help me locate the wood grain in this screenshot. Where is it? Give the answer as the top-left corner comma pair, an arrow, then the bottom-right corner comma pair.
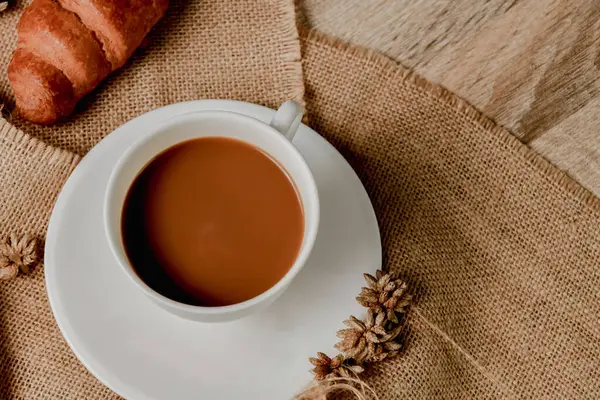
301,0 -> 600,196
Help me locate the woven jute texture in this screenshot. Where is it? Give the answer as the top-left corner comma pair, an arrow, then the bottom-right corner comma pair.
300,29 -> 600,399
1,2 -> 600,399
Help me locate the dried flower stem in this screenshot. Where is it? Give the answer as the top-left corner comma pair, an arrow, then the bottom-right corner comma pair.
307,269 -> 413,395
295,377 -> 379,400
0,234 -> 40,281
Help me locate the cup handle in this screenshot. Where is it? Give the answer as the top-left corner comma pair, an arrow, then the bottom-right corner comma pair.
270,100 -> 304,142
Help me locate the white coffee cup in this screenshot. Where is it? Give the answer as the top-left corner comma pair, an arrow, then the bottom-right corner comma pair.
104,101 -> 319,322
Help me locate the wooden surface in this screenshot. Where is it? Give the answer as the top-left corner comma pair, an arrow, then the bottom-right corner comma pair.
300,0 -> 600,196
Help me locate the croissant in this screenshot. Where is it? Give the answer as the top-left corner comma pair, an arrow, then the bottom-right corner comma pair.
7,0 -> 168,124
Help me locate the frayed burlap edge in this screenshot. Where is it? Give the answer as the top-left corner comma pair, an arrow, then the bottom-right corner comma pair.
299,26 -> 600,215
0,117 -> 80,171
276,0 -> 306,106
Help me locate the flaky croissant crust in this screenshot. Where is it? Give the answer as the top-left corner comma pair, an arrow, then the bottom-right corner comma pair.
8,0 -> 168,124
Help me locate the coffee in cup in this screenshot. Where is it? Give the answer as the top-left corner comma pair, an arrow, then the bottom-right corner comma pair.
121,136 -> 304,307
105,101 -> 319,322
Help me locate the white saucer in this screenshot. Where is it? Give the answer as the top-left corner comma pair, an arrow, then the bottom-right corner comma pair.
45,100 -> 381,400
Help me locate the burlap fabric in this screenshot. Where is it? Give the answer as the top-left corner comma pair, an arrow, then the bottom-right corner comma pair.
300,29 -> 600,399
0,0 -> 303,398
1,2 -> 600,399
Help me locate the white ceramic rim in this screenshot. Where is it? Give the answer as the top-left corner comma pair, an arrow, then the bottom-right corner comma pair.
103,110 -> 320,317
